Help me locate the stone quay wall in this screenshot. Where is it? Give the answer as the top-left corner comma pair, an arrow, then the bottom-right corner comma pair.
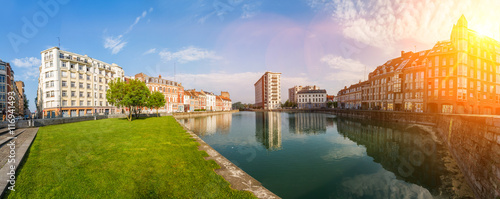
333,109 -> 500,199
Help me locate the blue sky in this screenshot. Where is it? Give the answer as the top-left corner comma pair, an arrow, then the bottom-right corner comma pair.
2,0 -> 500,111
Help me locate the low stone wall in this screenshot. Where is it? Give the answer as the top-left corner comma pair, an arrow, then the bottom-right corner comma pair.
334,110 -> 500,199
173,110 -> 239,118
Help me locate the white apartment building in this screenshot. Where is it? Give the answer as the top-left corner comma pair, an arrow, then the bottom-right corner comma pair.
288,85 -> 320,103
202,91 -> 216,111
255,71 -> 281,110
297,89 -> 327,109
37,47 -> 124,118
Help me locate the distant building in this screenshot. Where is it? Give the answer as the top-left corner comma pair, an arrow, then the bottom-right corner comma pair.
37,47 -> 125,118
135,73 -> 184,113
255,71 -> 281,109
297,89 -> 327,109
0,59 -> 16,116
288,85 -> 320,103
15,81 -> 25,116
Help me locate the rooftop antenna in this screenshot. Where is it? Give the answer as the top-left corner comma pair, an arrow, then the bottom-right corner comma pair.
57,37 -> 60,48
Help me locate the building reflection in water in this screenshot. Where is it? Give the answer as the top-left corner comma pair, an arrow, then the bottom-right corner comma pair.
179,113 -> 232,136
335,118 -> 458,198
288,112 -> 335,135
255,112 -> 282,151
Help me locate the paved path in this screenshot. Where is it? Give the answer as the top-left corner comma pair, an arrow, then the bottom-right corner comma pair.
0,128 -> 38,197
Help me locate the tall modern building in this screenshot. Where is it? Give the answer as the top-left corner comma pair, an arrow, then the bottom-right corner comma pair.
337,15 -> 500,114
254,71 -> 281,109
37,47 -> 125,118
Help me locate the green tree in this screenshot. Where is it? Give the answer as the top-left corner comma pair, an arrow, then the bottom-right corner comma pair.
107,78 -> 150,121
148,91 -> 166,117
23,94 -> 29,110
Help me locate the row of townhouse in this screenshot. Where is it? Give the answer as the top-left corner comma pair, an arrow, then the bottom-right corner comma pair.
337,16 -> 500,115
0,59 -> 26,117
37,47 -> 232,118
184,90 -> 232,112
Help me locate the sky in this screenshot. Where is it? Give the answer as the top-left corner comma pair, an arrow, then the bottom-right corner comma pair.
1,0 -> 500,111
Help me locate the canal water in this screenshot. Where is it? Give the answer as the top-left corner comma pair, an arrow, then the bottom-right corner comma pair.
178,111 -> 473,199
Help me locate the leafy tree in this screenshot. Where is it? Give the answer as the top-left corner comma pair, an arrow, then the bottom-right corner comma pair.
148,91 -> 166,117
107,78 -> 150,121
23,94 -> 29,110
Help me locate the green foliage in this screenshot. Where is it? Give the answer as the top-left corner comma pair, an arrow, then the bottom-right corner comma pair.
107,78 -> 150,121
194,109 -> 206,112
148,91 -> 166,117
5,117 -> 255,199
281,100 -> 297,108
23,94 -> 29,110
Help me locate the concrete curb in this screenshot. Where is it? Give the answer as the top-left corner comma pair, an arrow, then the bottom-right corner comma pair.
174,116 -> 280,199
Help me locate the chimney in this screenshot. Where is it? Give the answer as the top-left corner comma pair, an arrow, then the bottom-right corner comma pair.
401,51 -> 405,56
159,74 -> 162,79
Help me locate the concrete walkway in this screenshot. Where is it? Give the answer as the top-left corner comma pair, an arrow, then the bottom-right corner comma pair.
0,128 -> 38,197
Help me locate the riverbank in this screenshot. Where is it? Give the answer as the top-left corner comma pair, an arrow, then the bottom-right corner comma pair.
174,111 -> 280,199
5,117 -> 255,198
173,110 -> 239,118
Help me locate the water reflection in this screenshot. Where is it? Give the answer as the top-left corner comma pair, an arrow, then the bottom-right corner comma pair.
178,112 -> 470,199
288,113 -> 335,135
179,113 -> 232,136
336,118 -> 457,198
255,112 -> 282,150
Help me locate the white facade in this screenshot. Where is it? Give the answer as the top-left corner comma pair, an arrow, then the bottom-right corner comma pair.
254,72 -> 281,109
37,47 -> 124,118
297,90 -> 327,109
203,91 -> 216,111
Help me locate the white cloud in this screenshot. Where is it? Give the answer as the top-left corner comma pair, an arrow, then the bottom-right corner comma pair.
143,48 -> 157,55
103,7 -> 153,54
11,57 -> 41,80
307,0 -> 500,50
241,2 -> 261,19
11,57 -> 41,68
104,35 -> 127,55
320,54 -> 365,72
159,47 -> 222,63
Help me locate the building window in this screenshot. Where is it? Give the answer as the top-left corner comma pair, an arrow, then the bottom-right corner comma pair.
71,82 -> 76,88
79,92 -> 83,97
62,90 -> 67,97
79,74 -> 83,79
71,91 -> 76,97
62,71 -> 67,77
71,100 -> 76,106
79,83 -> 83,88
62,81 -> 67,87
71,73 -> 76,78
62,100 -> 67,106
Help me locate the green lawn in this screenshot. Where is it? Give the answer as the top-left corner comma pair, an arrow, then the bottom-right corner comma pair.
5,116 -> 255,199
